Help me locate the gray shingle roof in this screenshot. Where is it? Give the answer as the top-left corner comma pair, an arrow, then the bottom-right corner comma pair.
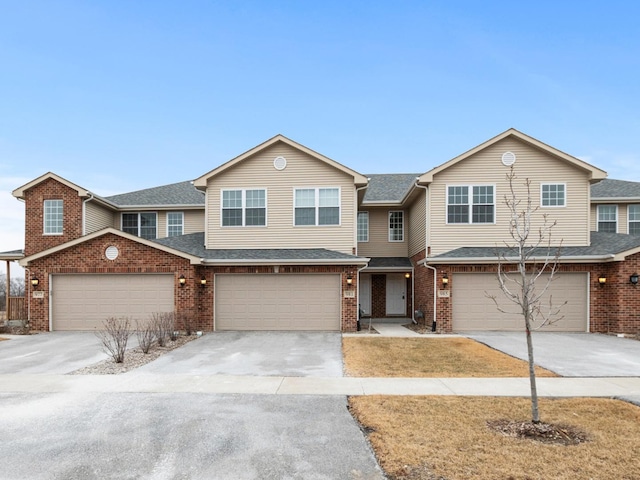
591,179 -> 640,199
0,249 -> 24,259
105,181 -> 205,207
153,233 -> 367,262
429,232 -> 640,260
363,174 -> 420,203
367,257 -> 413,269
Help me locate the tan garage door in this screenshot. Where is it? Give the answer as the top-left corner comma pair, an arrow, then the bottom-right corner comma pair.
51,274 -> 174,331
452,272 -> 588,332
215,274 -> 341,331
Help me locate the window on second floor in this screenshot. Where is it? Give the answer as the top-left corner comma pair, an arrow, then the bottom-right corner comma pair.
167,212 -> 184,237
541,183 -> 566,207
221,189 -> 266,226
629,205 -> 640,235
447,185 -> 494,224
389,211 -> 404,242
122,212 -> 157,239
294,188 -> 340,226
357,212 -> 369,242
597,205 -> 617,233
43,199 -> 64,235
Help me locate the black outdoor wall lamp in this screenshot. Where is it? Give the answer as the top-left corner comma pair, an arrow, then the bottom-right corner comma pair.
346,275 -> 353,285
441,273 -> 449,287
630,273 -> 639,286
31,277 -> 39,287
598,275 -> 607,286
200,277 -> 207,287
178,275 -> 186,287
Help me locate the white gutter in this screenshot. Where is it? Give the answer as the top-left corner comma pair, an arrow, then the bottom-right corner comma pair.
201,257 -> 371,266
422,263 -> 437,330
423,254 -> 616,264
354,183 -> 369,255
82,193 -> 94,236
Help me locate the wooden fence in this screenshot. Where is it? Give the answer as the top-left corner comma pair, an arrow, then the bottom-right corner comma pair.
7,297 -> 26,320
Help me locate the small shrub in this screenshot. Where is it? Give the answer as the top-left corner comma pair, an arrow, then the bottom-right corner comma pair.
96,316 -> 133,363
178,309 -> 196,336
151,311 -> 175,347
136,318 -> 156,354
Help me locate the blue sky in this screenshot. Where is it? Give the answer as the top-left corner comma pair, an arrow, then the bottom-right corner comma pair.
1,0 -> 639,262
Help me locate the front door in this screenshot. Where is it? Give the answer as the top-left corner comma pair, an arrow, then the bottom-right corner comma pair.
386,274 -> 406,315
359,274 -> 371,316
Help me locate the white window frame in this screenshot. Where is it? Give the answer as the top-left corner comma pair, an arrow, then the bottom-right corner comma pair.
389,211 -> 404,242
540,183 -> 566,208
43,199 -> 64,235
357,211 -> 369,242
597,204 -> 618,233
446,184 -> 496,224
121,212 -> 158,239
220,189 -> 267,227
166,211 -> 184,237
629,205 -> 640,235
293,187 -> 341,226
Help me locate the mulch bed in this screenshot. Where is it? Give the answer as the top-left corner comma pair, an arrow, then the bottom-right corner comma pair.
487,419 -> 589,446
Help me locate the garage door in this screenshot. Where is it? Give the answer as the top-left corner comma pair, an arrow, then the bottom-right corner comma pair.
452,272 -> 588,332
215,274 -> 341,331
51,274 -> 174,331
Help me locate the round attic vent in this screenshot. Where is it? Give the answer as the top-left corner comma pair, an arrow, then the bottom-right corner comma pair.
501,151 -> 516,166
105,246 -> 119,260
273,156 -> 287,171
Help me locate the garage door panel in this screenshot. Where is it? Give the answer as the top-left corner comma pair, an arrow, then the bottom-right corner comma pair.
52,274 -> 174,331
453,272 -> 588,332
215,274 -> 340,331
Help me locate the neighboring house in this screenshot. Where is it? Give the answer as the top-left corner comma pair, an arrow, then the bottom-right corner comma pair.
5,129 -> 640,334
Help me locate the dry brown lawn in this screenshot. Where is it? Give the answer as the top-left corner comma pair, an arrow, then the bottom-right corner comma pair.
343,337 -> 556,377
349,396 -> 640,480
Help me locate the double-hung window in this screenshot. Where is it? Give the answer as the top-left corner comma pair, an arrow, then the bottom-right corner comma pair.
122,212 -> 157,239
597,205 -> 617,233
447,185 -> 494,224
294,188 -> 340,226
357,212 -> 369,242
167,212 -> 184,237
389,211 -> 404,242
541,183 -> 566,207
629,205 -> 640,235
43,199 -> 64,235
221,189 -> 266,226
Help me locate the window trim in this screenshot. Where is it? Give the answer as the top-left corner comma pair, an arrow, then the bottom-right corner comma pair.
166,211 -> 184,237
628,204 -> 640,235
357,211 -> 369,242
220,188 -> 268,227
445,184 -> 496,225
43,199 -> 64,235
388,210 -> 404,242
540,183 -> 567,208
293,187 -> 341,227
121,212 -> 158,239
597,204 -> 618,233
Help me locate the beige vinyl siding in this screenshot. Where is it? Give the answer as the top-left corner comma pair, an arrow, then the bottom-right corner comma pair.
590,204 -> 597,232
206,143 -> 356,254
85,202 -> 115,234
184,210 -> 205,234
358,208 -> 408,257
408,193 -> 427,257
429,137 -> 592,256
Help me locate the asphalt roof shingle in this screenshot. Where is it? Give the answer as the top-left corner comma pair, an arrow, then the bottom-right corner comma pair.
591,179 -> 640,199
105,181 -> 205,206
362,174 -> 420,203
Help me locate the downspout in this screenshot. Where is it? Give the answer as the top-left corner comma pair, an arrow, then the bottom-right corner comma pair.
23,267 -> 31,328
354,182 -> 370,330
414,181 -> 435,329
82,193 -> 95,236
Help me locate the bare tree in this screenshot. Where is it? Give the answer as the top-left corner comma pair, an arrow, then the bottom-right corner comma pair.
151,311 -> 175,347
136,318 -> 156,354
96,316 -> 133,363
486,167 -> 566,424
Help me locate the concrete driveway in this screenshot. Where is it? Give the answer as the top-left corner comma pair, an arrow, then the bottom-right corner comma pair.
0,392 -> 384,480
134,331 -> 344,377
466,332 -> 640,377
0,332 -> 110,374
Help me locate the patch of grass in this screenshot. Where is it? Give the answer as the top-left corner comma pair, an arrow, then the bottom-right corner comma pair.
343,337 -> 556,377
349,396 -> 640,480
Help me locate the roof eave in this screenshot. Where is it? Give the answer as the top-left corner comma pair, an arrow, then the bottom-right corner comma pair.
202,257 -> 370,266
422,254 -> 616,265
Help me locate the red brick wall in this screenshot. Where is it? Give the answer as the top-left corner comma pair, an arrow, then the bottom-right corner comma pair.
23,178 -> 85,256
371,274 -> 386,317
25,232 -> 360,332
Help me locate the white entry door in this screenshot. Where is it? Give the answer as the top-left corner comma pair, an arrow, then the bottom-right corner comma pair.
359,274 -> 371,316
386,274 -> 406,315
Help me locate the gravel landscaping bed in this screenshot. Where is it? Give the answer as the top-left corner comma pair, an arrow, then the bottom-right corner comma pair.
69,335 -> 197,375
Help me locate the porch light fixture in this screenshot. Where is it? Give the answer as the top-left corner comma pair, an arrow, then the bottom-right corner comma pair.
31,277 -> 39,287
441,273 -> 449,286
200,277 -> 207,287
598,275 -> 607,286
404,272 -> 411,279
178,275 -> 186,287
630,273 -> 639,285
346,275 -> 353,285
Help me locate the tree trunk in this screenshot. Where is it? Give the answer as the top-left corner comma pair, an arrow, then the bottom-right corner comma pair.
524,316 -> 540,423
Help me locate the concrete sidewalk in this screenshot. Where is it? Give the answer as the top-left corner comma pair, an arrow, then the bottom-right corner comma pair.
2,373 -> 640,398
